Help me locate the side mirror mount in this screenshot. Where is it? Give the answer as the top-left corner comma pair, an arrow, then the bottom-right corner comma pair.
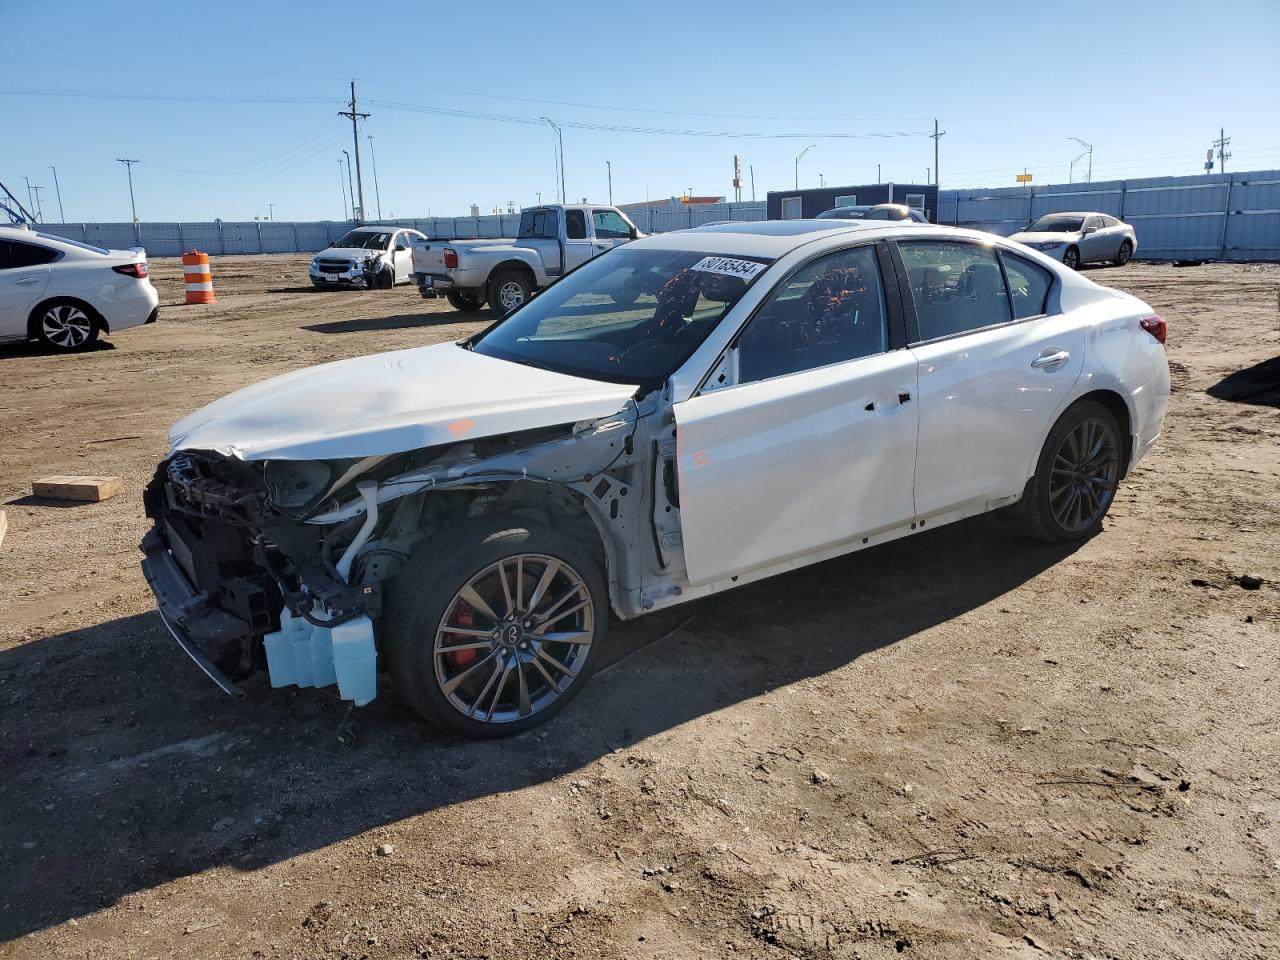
395,244 -> 408,252
628,226 -> 638,240
329,241 -> 336,247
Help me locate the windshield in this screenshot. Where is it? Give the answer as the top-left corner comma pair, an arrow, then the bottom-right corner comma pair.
1027,216 -> 1084,233
816,207 -> 868,220
335,230 -> 392,249
472,247 -> 774,384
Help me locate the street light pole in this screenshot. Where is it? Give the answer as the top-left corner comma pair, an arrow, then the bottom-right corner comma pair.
31,185 -> 45,222
342,150 -> 355,221
267,203 -> 276,221
338,157 -> 350,220
116,159 -> 139,223
1070,138 -> 1093,183
367,134 -> 382,221
48,166 -> 65,222
606,160 -> 612,206
540,117 -> 565,203
794,144 -> 816,190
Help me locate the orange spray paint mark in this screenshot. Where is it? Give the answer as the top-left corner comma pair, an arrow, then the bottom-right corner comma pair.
447,417 -> 476,439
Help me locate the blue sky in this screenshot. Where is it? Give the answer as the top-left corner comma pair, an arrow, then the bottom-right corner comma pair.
4,0 -> 1279,223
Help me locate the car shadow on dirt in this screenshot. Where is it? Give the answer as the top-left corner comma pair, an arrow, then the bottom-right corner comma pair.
0,515 -> 1079,940
0,340 -> 116,361
1206,355 -> 1280,407
302,312 -> 476,334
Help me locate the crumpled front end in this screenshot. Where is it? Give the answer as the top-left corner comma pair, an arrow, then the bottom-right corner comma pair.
140,451 -> 378,701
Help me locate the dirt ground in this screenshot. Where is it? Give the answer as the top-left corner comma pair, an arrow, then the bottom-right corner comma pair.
0,255 -> 1277,960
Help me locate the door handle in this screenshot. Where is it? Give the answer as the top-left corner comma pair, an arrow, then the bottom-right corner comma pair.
1031,350 -> 1070,370
14,276 -> 42,285
864,391 -> 912,412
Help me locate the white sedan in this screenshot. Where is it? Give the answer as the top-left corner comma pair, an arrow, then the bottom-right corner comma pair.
309,225 -> 427,289
141,220 -> 1170,737
0,225 -> 159,352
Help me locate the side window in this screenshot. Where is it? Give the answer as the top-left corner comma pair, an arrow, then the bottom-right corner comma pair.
1000,252 -> 1053,319
1086,216 -> 1105,231
565,209 -> 587,240
3,240 -> 58,269
1102,215 -> 1119,228
898,241 -> 1012,341
736,245 -> 888,383
592,210 -> 632,239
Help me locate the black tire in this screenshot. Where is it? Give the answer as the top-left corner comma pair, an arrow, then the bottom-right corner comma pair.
1018,399 -> 1123,542
1114,240 -> 1133,267
1062,246 -> 1082,270
446,290 -> 484,312
376,266 -> 395,290
32,299 -> 100,352
488,270 -> 532,318
384,516 -> 609,738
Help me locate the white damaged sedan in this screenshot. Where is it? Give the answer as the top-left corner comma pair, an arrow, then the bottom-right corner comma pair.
141,220 -> 1169,736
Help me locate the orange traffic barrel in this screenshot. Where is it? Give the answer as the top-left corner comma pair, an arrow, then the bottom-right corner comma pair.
182,250 -> 216,304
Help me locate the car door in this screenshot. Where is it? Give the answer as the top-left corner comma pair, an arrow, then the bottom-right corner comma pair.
895,240 -> 1084,516
0,239 -> 55,341
591,209 -> 633,257
561,210 -> 595,272
673,243 -> 919,584
1081,216 -> 1109,263
392,232 -> 417,282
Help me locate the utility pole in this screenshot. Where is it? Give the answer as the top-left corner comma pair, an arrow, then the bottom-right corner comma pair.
116,159 -> 139,223
367,134 -> 382,221
23,176 -> 35,215
338,157 -> 350,220
338,81 -> 370,222
48,166 -> 64,222
930,119 -> 947,186
749,165 -> 755,201
606,160 -> 613,206
341,150 -> 355,221
540,117 -> 565,203
1213,128 -> 1231,174
268,203 -> 276,221
877,163 -> 881,184
31,185 -> 45,222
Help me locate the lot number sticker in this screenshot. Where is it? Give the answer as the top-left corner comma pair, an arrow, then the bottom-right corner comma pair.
690,256 -> 767,280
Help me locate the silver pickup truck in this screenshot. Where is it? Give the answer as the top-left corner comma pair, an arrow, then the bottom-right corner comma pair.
411,204 -> 643,316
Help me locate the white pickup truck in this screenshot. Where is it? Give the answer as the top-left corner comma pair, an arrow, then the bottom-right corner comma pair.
411,204 -> 643,316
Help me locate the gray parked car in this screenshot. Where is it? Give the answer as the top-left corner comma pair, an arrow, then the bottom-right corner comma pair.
1010,212 -> 1136,270
816,203 -> 929,223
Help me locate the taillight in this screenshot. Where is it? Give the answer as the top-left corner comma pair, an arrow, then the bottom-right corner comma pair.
1139,314 -> 1166,344
443,248 -> 458,269
112,262 -> 148,279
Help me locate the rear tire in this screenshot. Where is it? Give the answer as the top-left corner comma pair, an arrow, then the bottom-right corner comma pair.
1063,246 -> 1081,270
1018,400 -> 1123,542
384,516 -> 609,738
446,290 -> 484,312
488,270 -> 532,319
1114,240 -> 1133,266
376,266 -> 394,290
33,300 -> 99,352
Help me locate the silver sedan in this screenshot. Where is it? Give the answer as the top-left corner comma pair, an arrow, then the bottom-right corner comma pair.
1010,212 -> 1137,269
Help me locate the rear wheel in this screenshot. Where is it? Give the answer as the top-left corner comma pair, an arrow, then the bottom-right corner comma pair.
1062,246 -> 1081,270
1114,240 -> 1133,266
488,270 -> 532,318
446,290 -> 484,312
34,300 -> 99,352
1019,400 -> 1122,542
384,517 -> 608,737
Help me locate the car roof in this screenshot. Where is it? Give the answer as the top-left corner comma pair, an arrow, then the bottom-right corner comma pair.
1036,211 -> 1106,218
631,220 -> 878,258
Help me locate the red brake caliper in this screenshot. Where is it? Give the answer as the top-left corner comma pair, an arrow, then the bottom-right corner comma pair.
443,600 -> 480,671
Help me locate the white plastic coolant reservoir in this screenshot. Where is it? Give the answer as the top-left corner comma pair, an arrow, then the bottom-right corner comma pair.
263,608 -> 377,706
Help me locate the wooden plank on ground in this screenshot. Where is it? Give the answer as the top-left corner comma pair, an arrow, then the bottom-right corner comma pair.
32,476 -> 124,502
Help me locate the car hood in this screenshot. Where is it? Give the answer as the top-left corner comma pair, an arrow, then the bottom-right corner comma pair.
169,343 -> 638,461
1010,231 -> 1081,244
314,246 -> 386,261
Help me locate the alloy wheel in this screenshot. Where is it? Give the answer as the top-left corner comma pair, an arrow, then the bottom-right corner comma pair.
433,554 -> 594,724
1048,417 -> 1119,532
1063,248 -> 1080,270
42,305 -> 93,349
498,280 -> 526,311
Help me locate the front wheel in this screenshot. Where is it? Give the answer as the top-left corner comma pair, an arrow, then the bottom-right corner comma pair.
384,517 -> 609,737
1018,400 -> 1123,542
488,270 -> 532,319
1114,240 -> 1133,266
1062,246 -> 1081,270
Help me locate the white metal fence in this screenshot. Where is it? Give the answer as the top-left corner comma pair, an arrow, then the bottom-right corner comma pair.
29,169 -> 1280,262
